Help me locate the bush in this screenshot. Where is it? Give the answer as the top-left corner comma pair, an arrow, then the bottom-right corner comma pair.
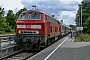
0,31 -> 4,34
5,26 -> 12,32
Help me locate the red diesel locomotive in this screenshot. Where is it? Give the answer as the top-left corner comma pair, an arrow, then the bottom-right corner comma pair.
14,9 -> 70,50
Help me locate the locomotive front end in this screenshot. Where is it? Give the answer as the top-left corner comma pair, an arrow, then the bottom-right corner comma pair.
15,10 -> 44,50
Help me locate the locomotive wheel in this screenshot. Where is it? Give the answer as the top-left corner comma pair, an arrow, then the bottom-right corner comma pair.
28,43 -> 33,49
46,40 -> 48,47
47,38 -> 51,46
51,38 -> 55,43
43,42 -> 47,48
38,40 -> 40,49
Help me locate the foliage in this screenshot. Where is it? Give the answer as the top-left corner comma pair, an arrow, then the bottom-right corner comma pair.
6,10 -> 17,29
16,7 -> 27,18
0,7 -> 8,32
75,1 -> 90,33
0,7 -> 27,34
75,34 -> 90,42
84,16 -> 90,33
69,25 -> 76,30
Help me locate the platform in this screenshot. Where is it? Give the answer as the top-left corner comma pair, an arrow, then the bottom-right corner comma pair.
27,34 -> 90,60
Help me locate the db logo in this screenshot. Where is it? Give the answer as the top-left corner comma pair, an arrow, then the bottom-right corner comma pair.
26,25 -> 30,28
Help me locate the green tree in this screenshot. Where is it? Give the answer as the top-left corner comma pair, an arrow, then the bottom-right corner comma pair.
6,10 -> 17,30
69,25 -> 76,30
5,7 -> 27,32
84,16 -> 90,33
75,1 -> 90,33
16,7 -> 27,18
0,7 -> 8,33
0,7 -> 27,34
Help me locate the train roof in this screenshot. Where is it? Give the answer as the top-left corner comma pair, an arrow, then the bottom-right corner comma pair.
61,23 -> 71,28
22,9 -> 71,27
22,10 -> 70,28
22,9 -> 62,24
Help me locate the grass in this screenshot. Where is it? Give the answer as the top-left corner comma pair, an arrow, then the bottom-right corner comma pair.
75,34 -> 90,42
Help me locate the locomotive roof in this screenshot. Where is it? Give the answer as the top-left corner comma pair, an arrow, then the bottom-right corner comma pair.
22,10 -> 49,15
22,10 -> 62,24
22,10 -> 70,28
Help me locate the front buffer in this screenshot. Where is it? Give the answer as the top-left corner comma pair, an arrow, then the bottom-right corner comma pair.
14,34 -> 41,50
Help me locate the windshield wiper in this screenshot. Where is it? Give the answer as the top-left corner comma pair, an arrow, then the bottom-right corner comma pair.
33,13 -> 36,17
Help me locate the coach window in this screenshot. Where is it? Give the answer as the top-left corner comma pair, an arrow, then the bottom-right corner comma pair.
19,13 -> 29,20
30,13 -> 40,20
50,26 -> 52,32
53,26 -> 54,32
55,27 -> 56,32
59,27 -> 60,31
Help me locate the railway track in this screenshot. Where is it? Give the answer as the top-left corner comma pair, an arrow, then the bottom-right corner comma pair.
1,43 -> 43,60
0,34 -> 22,60
0,34 -> 15,40
2,50 -> 39,60
0,35 -> 42,60
0,44 -> 22,60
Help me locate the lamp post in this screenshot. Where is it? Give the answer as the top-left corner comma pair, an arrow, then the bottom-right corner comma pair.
78,4 -> 82,41
77,15 -> 80,27
77,15 -> 80,37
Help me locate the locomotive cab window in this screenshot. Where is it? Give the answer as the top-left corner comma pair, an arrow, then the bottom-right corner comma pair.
19,13 -> 29,20
30,13 -> 40,20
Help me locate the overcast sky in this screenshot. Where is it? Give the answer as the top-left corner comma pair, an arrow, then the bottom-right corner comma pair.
0,0 -> 82,25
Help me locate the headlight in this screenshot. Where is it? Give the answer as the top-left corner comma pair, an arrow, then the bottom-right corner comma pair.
18,30 -> 21,33
36,31 -> 39,34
